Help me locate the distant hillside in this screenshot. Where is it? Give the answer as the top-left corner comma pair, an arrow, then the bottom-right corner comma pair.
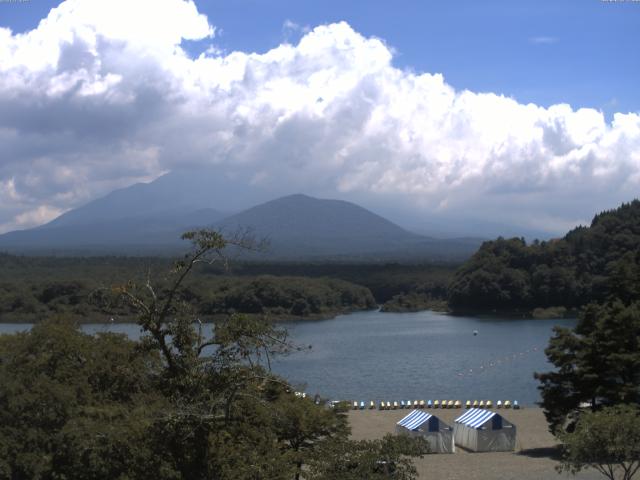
43,169 -> 270,228
215,194 -> 480,260
448,200 -> 640,313
0,208 -> 225,253
0,188 -> 482,260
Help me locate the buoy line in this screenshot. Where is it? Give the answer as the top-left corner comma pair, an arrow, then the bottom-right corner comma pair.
454,345 -> 543,379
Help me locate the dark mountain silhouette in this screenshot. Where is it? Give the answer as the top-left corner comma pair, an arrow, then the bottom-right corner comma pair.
41,168 -> 269,228
0,173 -> 483,259
0,208 -> 225,254
215,194 -> 479,259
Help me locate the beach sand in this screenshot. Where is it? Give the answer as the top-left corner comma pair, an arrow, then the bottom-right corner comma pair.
348,407 -> 602,480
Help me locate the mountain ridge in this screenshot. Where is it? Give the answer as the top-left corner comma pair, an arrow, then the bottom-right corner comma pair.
0,190 -> 483,260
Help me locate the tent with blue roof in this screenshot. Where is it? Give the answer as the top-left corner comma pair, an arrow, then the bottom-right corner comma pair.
453,408 -> 516,452
396,410 -> 454,453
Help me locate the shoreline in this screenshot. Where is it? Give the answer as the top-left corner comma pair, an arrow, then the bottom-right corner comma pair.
0,304 -> 577,325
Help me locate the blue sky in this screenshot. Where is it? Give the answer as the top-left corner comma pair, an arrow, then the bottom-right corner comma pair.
211,0 -> 639,118
3,0 -> 638,117
0,0 -> 639,236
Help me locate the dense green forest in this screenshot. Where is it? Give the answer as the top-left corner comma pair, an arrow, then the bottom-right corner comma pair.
448,200 -> 640,314
0,254 -> 455,322
229,262 -> 454,308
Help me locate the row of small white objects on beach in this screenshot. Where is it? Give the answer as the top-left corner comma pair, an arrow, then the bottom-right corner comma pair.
351,399 -> 520,410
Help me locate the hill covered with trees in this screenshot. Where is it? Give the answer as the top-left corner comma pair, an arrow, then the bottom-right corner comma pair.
448,200 -> 640,314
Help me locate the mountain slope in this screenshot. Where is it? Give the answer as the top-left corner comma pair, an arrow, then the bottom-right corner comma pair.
219,194 -> 419,245
0,186 -> 482,259
41,168 -> 270,229
215,194 -> 479,260
0,208 -> 225,253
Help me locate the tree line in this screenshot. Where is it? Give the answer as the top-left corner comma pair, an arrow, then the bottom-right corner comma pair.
0,272 -> 375,324
523,201 -> 640,479
448,200 -> 640,314
0,254 -> 455,322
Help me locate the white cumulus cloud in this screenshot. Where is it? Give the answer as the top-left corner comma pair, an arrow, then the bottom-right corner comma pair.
0,0 -> 639,236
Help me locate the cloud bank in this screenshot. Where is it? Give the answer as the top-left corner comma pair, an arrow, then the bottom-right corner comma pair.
0,0 -> 639,234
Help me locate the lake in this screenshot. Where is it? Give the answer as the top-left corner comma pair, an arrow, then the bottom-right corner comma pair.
0,310 -> 575,405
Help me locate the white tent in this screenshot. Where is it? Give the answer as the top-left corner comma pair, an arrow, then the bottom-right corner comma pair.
453,408 -> 516,452
396,409 -> 454,453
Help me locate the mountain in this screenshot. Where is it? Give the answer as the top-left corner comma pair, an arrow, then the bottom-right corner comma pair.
0,168 -> 271,254
42,169 -> 270,229
0,189 -> 483,259
0,208 -> 226,254
216,194 -> 423,258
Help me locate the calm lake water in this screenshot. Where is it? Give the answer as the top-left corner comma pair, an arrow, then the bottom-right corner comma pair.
0,310 -> 576,405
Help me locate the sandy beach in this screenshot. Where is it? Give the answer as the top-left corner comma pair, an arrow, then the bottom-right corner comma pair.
348,407 -> 603,480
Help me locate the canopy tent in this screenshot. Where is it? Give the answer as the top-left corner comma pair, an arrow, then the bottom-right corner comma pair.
396,410 -> 454,453
453,408 -> 516,452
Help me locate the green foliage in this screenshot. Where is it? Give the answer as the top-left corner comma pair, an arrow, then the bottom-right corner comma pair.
0,230 -> 428,479
536,300 -> 640,434
0,316 -> 167,479
380,292 -> 448,313
449,200 -> 640,312
558,405 -> 640,480
0,253 -> 458,322
0,259 -> 377,323
203,275 -> 376,318
306,434 -> 430,480
229,262 -> 455,304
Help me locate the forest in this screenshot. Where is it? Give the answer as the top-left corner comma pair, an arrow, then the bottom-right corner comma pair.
0,254 -> 455,322
448,200 -> 640,315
